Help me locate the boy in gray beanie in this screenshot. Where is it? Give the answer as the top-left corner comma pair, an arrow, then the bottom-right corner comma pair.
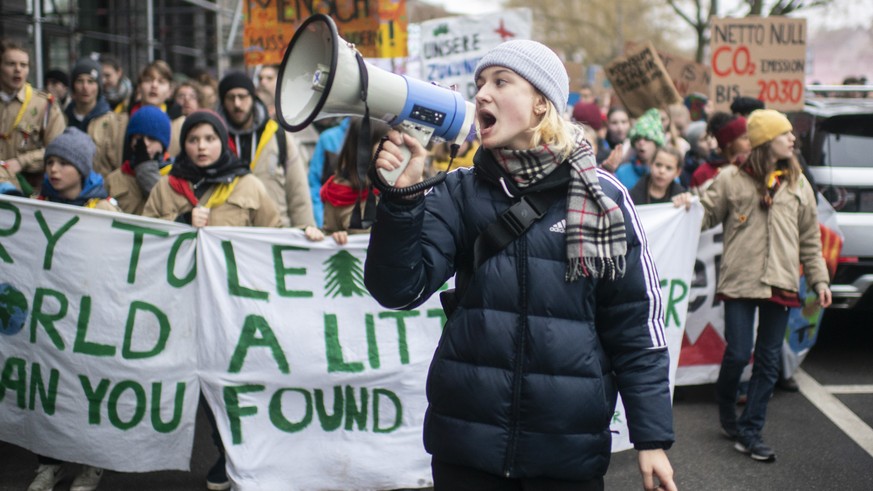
38,127 -> 117,210
28,126 -> 116,491
44,127 -> 96,179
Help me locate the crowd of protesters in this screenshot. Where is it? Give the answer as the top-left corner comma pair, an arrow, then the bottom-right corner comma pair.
1,32 -> 861,490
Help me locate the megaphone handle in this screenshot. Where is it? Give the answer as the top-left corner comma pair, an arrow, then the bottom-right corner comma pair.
378,122 -> 435,187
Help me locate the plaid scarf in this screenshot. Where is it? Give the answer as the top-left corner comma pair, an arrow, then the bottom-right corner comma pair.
493,127 -> 627,280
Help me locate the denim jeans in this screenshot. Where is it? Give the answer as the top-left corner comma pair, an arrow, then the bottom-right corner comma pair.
716,299 -> 789,443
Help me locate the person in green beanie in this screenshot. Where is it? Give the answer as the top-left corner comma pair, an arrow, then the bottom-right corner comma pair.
614,107 -> 665,189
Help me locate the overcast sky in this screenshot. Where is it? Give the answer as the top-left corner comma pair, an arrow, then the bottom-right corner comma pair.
435,0 -> 873,33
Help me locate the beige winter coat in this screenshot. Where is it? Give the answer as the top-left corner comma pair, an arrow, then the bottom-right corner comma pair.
0,84 -> 66,177
248,129 -> 315,228
142,173 -> 281,228
105,169 -> 146,215
86,111 -> 128,177
700,164 -> 829,299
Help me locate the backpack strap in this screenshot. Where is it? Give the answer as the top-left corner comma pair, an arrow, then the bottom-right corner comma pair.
473,186 -> 565,270
441,185 -> 565,319
274,124 -> 288,171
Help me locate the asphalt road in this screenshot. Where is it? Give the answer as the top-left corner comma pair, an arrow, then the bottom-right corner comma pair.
1,309 -> 871,490
606,308 -> 873,490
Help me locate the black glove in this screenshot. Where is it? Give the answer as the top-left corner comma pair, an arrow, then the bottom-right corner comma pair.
132,138 -> 154,167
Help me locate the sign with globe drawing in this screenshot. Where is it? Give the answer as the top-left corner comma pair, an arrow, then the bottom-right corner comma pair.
0,283 -> 27,336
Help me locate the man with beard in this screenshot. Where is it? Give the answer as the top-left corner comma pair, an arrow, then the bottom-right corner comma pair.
64,57 -> 127,177
0,39 -> 66,194
217,72 -> 318,234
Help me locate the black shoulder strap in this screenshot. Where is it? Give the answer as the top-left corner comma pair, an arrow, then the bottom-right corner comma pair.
473,186 -> 565,270
274,125 -> 288,171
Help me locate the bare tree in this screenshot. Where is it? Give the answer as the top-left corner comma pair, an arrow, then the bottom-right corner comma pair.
504,0 -> 689,65
668,0 -> 831,62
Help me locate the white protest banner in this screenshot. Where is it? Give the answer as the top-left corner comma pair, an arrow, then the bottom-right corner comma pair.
418,8 -> 532,100
709,16 -> 807,113
675,226 -> 726,385
1,196 -> 701,483
196,229 -> 444,490
0,196 -> 200,471
610,202 -> 703,451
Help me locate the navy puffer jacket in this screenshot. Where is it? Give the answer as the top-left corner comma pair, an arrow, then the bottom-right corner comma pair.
364,152 -> 674,481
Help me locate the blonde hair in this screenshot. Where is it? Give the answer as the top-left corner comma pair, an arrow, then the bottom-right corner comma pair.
529,99 -> 574,157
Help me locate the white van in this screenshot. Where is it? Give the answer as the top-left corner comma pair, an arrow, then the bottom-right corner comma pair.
790,88 -> 873,310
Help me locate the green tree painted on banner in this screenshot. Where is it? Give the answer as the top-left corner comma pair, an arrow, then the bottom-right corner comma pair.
323,251 -> 368,298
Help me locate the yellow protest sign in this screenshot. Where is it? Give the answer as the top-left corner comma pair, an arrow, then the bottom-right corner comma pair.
243,0 -> 408,66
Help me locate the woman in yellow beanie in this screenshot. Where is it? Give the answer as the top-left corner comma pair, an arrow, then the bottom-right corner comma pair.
697,108 -> 832,462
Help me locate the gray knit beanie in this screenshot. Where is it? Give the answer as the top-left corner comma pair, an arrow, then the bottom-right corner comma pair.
45,127 -> 96,178
71,57 -> 103,95
474,39 -> 569,114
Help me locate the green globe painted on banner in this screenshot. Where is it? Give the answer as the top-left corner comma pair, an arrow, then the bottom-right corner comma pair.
0,283 -> 28,336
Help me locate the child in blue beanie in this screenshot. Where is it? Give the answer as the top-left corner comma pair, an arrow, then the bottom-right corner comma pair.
104,105 -> 172,214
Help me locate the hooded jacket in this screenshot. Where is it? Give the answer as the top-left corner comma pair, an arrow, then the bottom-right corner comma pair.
219,99 -> 314,228
64,96 -> 127,177
364,151 -> 674,481
40,171 -> 119,212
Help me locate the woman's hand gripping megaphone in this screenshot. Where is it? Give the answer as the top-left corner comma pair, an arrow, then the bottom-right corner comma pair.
374,128 -> 429,190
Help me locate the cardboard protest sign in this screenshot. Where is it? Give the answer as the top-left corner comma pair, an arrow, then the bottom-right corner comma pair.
605,42 -> 682,118
243,0 -> 408,66
709,16 -> 806,112
418,8 -> 532,100
0,197 -> 200,471
627,42 -> 711,98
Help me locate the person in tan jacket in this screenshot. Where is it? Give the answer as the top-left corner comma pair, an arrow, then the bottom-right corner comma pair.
698,109 -> 832,463
217,72 -> 318,233
142,109 -> 280,228
63,57 -> 127,177
0,39 -> 66,194
105,105 -> 172,214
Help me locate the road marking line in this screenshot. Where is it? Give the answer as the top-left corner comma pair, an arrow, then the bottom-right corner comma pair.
796,369 -> 873,459
824,385 -> 873,395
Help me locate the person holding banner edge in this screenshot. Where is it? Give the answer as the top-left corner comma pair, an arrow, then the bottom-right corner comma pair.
27,127 -> 118,491
364,40 -> 676,490
675,109 -> 831,462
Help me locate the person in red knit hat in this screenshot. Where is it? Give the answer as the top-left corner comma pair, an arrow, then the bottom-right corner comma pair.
690,112 -> 750,192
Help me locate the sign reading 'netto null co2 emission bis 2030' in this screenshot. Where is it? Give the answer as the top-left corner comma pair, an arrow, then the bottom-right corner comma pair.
709,16 -> 807,113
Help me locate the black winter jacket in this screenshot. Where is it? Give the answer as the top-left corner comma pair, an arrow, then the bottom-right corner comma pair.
364,152 -> 674,481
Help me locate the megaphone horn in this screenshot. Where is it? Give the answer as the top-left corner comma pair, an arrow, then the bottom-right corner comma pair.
276,14 -> 475,186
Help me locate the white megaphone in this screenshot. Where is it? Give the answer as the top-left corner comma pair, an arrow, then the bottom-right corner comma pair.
276,13 -> 476,186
